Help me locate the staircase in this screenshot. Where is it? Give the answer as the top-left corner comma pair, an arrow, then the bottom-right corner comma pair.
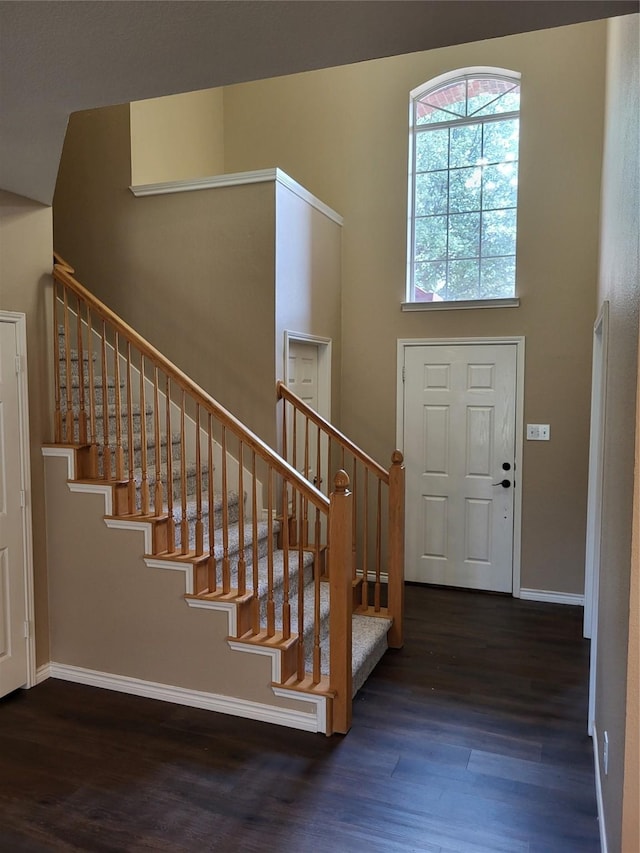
45,256 -> 404,734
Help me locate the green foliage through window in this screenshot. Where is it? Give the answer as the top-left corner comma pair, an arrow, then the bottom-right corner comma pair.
408,72 -> 520,303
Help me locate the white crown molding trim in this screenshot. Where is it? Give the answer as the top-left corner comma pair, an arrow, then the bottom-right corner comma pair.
35,663 -> 51,684
130,168 -> 343,226
48,662 -> 320,733
592,724 -> 608,853
519,588 -> 585,606
42,445 -> 76,479
274,169 -> 343,226
186,597 -> 237,636
105,518 -> 152,554
227,640 -> 282,684
272,686 -> 327,735
144,557 -> 194,595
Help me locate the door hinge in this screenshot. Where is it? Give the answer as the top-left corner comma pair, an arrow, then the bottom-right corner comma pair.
20,489 -> 26,507
15,355 -> 22,374
24,620 -> 31,639
402,366 -> 406,383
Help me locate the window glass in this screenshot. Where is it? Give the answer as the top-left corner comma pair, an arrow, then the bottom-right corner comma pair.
408,71 -> 520,304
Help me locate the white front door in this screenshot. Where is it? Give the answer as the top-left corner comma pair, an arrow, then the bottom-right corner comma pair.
403,343 -> 518,592
0,320 -> 28,697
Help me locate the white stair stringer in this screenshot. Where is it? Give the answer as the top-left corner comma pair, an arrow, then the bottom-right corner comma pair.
42,445 -> 331,731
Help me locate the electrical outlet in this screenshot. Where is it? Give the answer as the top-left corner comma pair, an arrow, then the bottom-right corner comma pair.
603,731 -> 609,775
526,423 -> 551,441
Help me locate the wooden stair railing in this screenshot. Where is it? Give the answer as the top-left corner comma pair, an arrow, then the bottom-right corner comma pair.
51,258 -> 355,733
276,380 -> 405,648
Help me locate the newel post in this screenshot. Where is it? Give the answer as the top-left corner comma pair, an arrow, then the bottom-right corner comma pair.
387,450 -> 405,649
329,469 -> 353,734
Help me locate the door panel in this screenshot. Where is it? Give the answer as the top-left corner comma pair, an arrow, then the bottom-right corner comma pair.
404,343 -> 517,592
0,321 -> 28,697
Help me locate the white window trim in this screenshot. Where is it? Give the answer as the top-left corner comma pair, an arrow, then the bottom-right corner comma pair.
406,66 -> 522,307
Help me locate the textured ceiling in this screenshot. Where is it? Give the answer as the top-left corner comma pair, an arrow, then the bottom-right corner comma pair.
1,0 -> 637,204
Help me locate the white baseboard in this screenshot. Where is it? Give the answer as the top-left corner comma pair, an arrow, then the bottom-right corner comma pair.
592,724 -> 608,853
35,663 -> 51,684
47,662 -> 323,733
519,588 -> 585,606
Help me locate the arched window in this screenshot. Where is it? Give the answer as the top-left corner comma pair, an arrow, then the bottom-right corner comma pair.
407,68 -> 520,305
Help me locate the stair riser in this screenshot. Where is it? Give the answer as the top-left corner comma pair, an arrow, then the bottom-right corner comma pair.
178,527 -> 273,567
60,383 -> 121,408
66,409 -> 156,440
175,503 -> 241,545
96,438 -> 181,471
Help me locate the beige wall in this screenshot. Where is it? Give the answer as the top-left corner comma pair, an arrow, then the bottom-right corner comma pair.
0,191 -> 53,665
275,183 -> 342,427
130,88 -> 225,186
595,15 -> 639,853
44,454 -> 314,717
223,21 -> 607,594
54,105 -> 278,444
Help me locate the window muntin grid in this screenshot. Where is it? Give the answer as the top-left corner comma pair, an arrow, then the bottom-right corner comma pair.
409,73 -> 520,303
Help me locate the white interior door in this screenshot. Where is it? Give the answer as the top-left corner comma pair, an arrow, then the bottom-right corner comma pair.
404,343 -> 518,592
287,340 -> 320,480
0,320 -> 28,697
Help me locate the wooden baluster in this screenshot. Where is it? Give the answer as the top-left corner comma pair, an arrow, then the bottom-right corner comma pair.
312,507 -> 322,685
62,286 -> 74,443
328,469 -> 353,734
139,354 -> 150,515
207,413 -> 217,593
282,399 -> 288,462
387,450 -> 405,649
292,405 -> 297,472
303,417 -> 310,546
362,465 -> 369,609
165,376 -> 175,552
86,308 -> 98,478
76,295 -> 87,445
281,478 -> 291,640
236,441 -> 246,595
194,404 -> 203,557
126,342 -> 135,513
351,459 -> 358,578
180,389 -> 188,554
266,468 -> 275,637
288,404 -> 298,539
113,332 -> 125,482
100,320 -> 111,479
153,367 -> 163,516
296,490 -> 306,679
374,477 -> 382,612
53,280 -> 62,443
251,450 -> 259,633
221,426 -> 230,592
316,423 -> 321,491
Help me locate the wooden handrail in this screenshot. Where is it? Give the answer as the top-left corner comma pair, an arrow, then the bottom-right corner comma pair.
52,262 -> 329,513
53,251 -> 75,273
276,380 -> 389,484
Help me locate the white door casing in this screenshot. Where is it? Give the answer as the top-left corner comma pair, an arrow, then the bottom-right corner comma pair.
586,302 -> 609,734
283,332 -> 331,482
399,338 -> 524,594
0,312 -> 35,697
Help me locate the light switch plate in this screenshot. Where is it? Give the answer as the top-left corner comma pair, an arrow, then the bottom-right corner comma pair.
527,423 -> 550,441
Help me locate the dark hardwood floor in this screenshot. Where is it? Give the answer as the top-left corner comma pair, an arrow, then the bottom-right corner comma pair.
0,586 -> 598,853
